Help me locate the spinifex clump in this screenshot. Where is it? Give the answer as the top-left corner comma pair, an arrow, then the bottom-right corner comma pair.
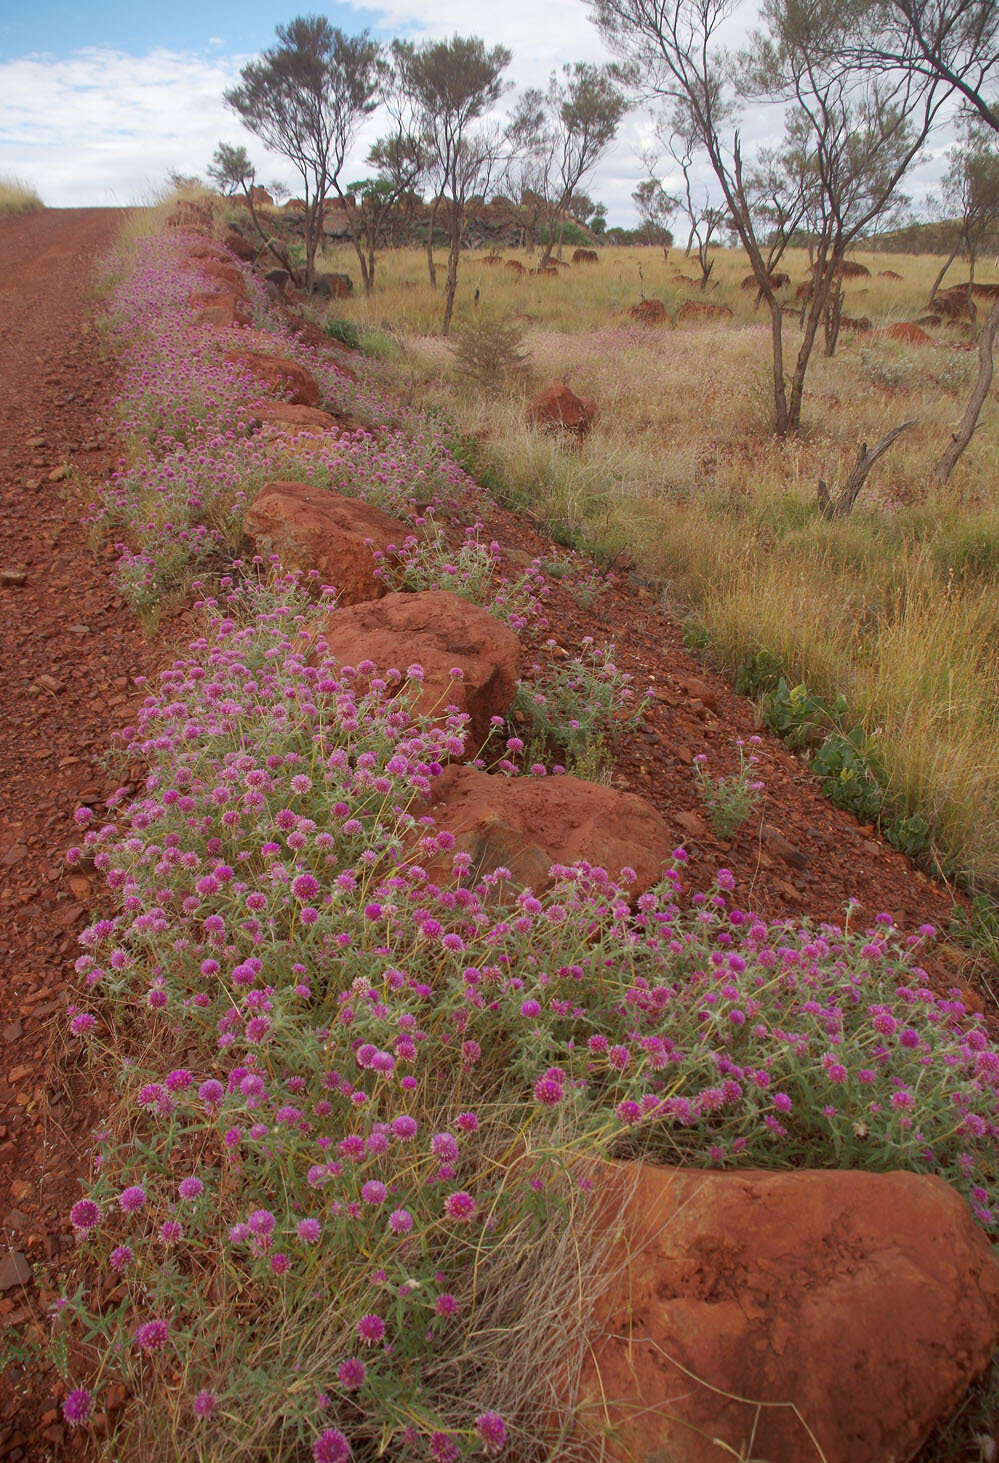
53,579 -> 999,1458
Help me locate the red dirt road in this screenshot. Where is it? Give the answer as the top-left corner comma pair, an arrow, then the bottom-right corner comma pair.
0,208 -> 154,1454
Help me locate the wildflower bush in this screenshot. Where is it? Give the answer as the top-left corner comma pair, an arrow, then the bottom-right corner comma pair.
28,223 -> 999,1460
511,639 -> 648,780
49,582 -> 999,1456
373,519 -> 548,633
694,738 -> 766,840
93,232 -> 477,611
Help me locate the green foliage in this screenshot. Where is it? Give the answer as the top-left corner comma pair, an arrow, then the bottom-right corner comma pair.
950,893 -> 999,965
323,317 -> 361,351
512,639 -> 647,779
450,314 -> 530,396
694,741 -> 765,840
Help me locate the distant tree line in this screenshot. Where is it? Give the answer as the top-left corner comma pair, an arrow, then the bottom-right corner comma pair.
197,3 -> 996,471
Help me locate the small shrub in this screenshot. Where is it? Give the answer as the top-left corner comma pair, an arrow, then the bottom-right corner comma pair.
694,739 -> 765,839
511,638 -> 648,778
451,314 -> 530,397
323,317 -> 361,351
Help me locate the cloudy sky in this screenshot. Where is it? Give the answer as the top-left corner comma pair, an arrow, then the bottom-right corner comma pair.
0,0 -> 954,225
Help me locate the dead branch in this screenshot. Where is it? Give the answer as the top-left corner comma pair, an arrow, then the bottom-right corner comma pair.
934,294 -> 999,485
817,419 -> 918,518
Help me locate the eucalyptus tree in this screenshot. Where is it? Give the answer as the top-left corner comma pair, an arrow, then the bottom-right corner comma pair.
511,63 -> 628,265
225,16 -> 380,292
392,35 -> 512,334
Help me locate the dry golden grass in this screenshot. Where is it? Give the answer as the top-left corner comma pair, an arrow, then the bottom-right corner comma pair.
0,174 -> 43,216
314,241 -> 999,893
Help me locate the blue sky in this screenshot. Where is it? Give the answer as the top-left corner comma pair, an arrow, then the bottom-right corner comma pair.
0,1 -> 391,62
0,0 -> 958,222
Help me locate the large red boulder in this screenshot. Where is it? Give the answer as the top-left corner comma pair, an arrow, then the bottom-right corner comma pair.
421,765 -> 672,894
189,291 -> 251,328
243,483 -> 407,606
196,258 -> 248,297
567,1163 -> 999,1463
223,229 -> 257,261
527,385 -> 596,440
225,349 -> 320,407
316,590 -> 520,747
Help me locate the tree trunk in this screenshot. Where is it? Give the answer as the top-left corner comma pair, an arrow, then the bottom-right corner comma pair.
768,296 -> 790,439
426,195 -> 440,288
441,201 -> 462,338
823,283 -> 844,357
928,241 -> 960,305
333,186 -> 371,295
934,294 -> 999,485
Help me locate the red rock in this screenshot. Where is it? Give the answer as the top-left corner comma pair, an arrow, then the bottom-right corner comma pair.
628,299 -> 668,324
504,260 -> 525,275
249,401 -> 344,437
243,482 -> 407,605
882,322 -> 932,346
189,292 -> 251,328
225,350 -> 320,407
569,1163 -> 999,1463
315,590 -> 520,747
223,229 -> 256,261
676,300 -> 734,323
422,765 -> 673,894
879,269 -> 902,280
527,385 -> 596,440
572,248 -> 599,263
195,258 -> 248,296
840,259 -> 871,278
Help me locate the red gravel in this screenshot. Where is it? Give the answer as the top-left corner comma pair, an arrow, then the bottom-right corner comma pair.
0,211 -> 994,1455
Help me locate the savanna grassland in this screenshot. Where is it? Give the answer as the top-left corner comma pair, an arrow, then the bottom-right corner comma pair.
317,240 -> 999,907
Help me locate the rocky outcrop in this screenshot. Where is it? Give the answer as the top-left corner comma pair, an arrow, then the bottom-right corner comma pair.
224,350 -> 320,407
527,385 -> 596,440
421,765 -> 673,895
316,590 -> 520,748
249,402 -> 346,437
568,1163 -> 999,1463
244,482 -> 407,605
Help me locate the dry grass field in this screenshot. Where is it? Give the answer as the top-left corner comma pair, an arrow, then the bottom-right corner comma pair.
316,240 -> 999,899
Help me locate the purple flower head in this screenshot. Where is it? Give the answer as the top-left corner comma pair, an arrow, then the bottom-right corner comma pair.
389,1208 -> 413,1234
109,1244 -> 133,1272
133,1318 -> 170,1353
119,1185 -> 147,1213
443,1190 -> 476,1222
361,1180 -> 387,1205
70,1198 -> 102,1234
63,1389 -> 93,1426
193,1389 -> 218,1418
356,1313 -> 386,1345
313,1428 -> 352,1463
475,1411 -> 507,1454
247,1208 -> 276,1237
337,1357 -> 366,1390
297,1217 -> 322,1244
179,1176 -> 203,1200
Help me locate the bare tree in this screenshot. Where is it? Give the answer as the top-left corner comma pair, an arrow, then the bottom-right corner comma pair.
661,129 -> 728,287
225,16 -> 380,293
207,142 -> 301,279
511,63 -> 627,265
632,177 -> 676,257
393,36 -> 512,335
936,119 -> 999,314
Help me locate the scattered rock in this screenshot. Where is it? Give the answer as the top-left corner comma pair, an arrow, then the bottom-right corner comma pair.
313,272 -> 353,299
194,258 -> 248,297
47,466 -> 69,483
0,1251 -> 32,1292
569,1163 -> 999,1463
676,300 -> 734,324
674,808 -> 709,841
223,229 -> 256,262
0,570 -> 27,587
244,482 -> 408,606
422,765 -> 673,895
315,590 -> 520,748
762,823 -> 809,869
527,385 -> 596,441
882,322 -> 933,346
36,674 -> 63,694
